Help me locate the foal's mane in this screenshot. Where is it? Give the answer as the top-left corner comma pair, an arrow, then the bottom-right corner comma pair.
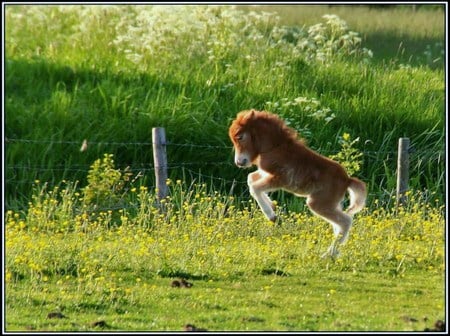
237,109 -> 303,144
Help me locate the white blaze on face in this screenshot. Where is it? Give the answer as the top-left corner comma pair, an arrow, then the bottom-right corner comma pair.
233,132 -> 252,167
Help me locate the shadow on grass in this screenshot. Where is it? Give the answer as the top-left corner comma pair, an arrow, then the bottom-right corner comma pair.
362,31 -> 445,70
155,269 -> 211,281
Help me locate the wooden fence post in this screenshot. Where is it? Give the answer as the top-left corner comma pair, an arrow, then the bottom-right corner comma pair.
396,137 -> 410,207
152,127 -> 168,206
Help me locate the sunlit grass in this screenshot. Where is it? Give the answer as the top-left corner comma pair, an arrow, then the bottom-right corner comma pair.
6,269 -> 444,331
250,4 -> 445,67
4,179 -> 445,331
6,179 -> 444,283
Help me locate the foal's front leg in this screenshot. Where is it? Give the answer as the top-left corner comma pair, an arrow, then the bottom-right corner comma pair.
247,170 -> 277,222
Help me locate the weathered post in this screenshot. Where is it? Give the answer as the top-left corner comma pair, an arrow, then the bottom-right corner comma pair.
396,137 -> 410,208
152,127 -> 168,207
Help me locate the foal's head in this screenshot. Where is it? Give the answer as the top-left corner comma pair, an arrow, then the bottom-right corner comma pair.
229,110 -> 258,167
229,110 -> 297,168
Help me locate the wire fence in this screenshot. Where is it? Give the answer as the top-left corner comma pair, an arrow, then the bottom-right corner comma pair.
6,137 -> 445,162
5,137 -> 446,212
9,137 -> 438,154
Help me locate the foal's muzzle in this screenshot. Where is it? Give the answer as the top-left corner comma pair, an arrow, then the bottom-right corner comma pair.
234,151 -> 252,168
235,157 -> 249,167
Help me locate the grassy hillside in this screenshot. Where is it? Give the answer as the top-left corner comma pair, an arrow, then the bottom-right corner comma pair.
5,5 -> 445,209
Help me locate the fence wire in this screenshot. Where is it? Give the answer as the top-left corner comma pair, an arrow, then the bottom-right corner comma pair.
4,137 -> 445,212
6,137 -> 445,155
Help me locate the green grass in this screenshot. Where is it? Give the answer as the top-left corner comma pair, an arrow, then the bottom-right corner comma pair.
4,5 -> 447,332
6,271 -> 444,332
4,179 -> 445,331
4,4 -> 445,209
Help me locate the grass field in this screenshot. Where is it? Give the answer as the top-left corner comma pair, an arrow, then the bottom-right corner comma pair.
4,4 -> 447,332
4,180 -> 446,332
5,272 -> 444,331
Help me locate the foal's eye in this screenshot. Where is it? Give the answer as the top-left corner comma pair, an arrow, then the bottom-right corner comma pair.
236,134 -> 244,141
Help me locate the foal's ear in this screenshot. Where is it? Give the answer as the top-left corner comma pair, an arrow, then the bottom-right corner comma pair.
246,109 -> 256,120
236,109 -> 257,124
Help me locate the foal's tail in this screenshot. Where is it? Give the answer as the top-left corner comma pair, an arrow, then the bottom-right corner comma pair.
346,177 -> 367,215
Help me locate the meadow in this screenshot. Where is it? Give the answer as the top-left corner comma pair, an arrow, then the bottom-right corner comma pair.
5,4 -> 445,208
4,4 -> 446,332
4,178 -> 446,331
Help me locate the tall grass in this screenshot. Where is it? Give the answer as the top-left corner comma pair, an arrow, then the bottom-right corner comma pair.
5,4 -> 445,209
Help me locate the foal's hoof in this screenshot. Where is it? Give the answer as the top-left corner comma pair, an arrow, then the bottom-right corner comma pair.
270,215 -> 282,226
321,251 -> 340,259
321,246 -> 340,259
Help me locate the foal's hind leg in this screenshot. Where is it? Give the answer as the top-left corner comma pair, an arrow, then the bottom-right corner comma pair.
306,196 -> 353,257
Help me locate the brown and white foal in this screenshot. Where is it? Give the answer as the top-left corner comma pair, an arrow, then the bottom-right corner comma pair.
229,109 -> 367,257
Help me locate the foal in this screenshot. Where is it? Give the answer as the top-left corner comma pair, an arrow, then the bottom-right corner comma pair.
229,109 -> 367,257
